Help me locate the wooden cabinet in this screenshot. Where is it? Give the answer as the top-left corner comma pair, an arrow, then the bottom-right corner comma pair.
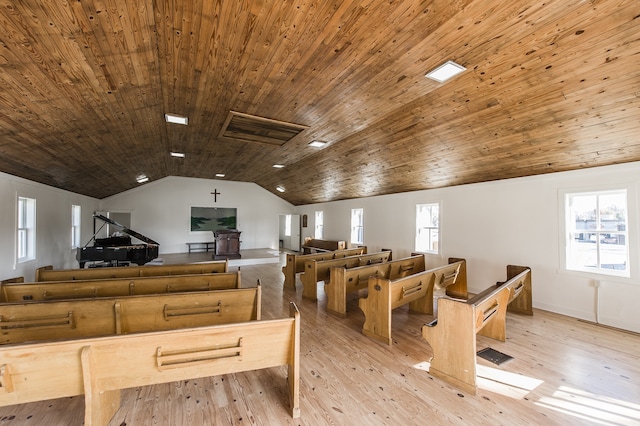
213,230 -> 241,259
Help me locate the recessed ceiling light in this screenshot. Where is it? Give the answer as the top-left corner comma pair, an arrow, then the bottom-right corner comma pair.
165,113 -> 188,125
136,174 -> 149,183
309,141 -> 327,148
170,152 -> 185,158
425,60 -> 466,83
276,186 -> 285,193
273,164 -> 285,168
215,173 -> 225,178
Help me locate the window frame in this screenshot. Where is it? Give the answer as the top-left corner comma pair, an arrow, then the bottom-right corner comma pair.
71,204 -> 81,249
561,184 -> 635,280
415,202 -> 440,254
350,208 -> 364,245
314,210 -> 323,239
17,196 -> 36,263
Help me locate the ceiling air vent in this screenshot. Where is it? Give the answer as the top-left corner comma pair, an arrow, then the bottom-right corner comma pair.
219,111 -> 308,146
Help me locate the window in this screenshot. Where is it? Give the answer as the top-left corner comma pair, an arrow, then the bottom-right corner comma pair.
284,214 -> 292,237
315,211 -> 323,239
565,190 -> 628,277
17,197 -> 36,262
72,205 -> 81,248
415,203 -> 440,254
350,208 -> 364,245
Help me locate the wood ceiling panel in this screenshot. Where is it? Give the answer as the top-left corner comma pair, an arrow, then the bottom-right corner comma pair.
0,0 -> 637,202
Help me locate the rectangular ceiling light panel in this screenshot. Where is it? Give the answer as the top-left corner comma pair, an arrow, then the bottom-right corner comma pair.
426,60 -> 466,83
165,113 -> 188,125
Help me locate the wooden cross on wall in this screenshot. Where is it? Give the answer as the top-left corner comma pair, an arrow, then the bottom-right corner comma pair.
211,189 -> 220,202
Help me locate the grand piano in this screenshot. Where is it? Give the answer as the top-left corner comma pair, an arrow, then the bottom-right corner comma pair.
76,214 -> 159,268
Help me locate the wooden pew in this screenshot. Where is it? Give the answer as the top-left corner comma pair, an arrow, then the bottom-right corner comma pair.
358,260 -> 466,345
503,264 -> 533,315
0,285 -> 261,345
301,238 -> 346,254
0,277 -> 23,285
325,254 -> 430,316
444,257 -> 468,298
0,271 -> 242,303
0,302 -> 301,423
300,250 -> 392,300
421,266 -> 532,394
34,260 -> 229,281
281,247 -> 366,288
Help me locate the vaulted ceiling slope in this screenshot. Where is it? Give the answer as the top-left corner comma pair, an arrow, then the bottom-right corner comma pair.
0,1 -> 639,205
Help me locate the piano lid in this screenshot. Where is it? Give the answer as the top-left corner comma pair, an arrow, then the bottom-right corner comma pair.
93,214 -> 159,246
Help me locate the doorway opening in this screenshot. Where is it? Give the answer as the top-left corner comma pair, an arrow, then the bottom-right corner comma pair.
279,214 -> 301,252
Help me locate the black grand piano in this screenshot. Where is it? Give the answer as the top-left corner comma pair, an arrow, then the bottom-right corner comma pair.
76,214 -> 159,268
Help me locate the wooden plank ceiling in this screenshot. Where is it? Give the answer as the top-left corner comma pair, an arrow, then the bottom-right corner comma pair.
0,0 -> 638,205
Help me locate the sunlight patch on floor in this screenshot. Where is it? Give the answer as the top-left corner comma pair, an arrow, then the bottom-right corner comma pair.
476,363 -> 543,398
535,386 -> 640,426
413,361 -> 543,399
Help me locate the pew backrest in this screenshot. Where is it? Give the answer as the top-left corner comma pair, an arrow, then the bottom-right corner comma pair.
0,271 -> 241,303
504,264 -> 532,315
469,267 -> 532,340
0,302 -> 300,424
0,277 -> 23,285
325,254 -> 426,315
358,260 -> 464,344
281,247 -> 366,288
301,238 -> 346,254
81,301 -> 300,423
35,261 -> 229,281
444,257 -> 468,298
0,284 -> 261,345
300,250 -> 392,300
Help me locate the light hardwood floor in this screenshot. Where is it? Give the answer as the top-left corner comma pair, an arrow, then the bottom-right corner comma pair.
1,251 -> 638,425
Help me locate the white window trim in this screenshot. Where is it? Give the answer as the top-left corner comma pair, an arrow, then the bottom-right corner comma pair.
72,205 -> 81,249
17,196 -> 36,263
415,202 -> 440,255
314,211 -> 323,239
558,182 -> 637,283
350,208 -> 364,245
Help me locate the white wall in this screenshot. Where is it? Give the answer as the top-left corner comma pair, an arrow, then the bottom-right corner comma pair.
99,176 -> 296,254
295,162 -> 640,333
0,171 -> 100,282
